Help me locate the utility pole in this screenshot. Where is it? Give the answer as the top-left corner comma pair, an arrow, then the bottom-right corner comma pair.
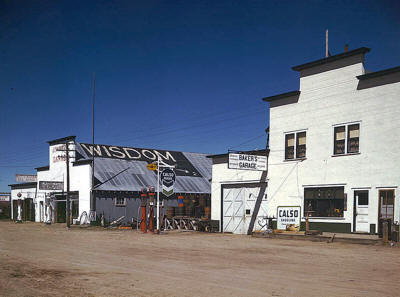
90,73 -> 96,221
66,141 -> 70,228
325,29 -> 329,58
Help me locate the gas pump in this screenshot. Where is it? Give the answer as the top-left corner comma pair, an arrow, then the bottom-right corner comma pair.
140,188 -> 147,233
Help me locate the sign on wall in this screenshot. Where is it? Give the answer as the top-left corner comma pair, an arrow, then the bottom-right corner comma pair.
39,181 -> 64,191
277,206 -> 301,230
0,194 -> 10,202
15,174 -> 37,182
228,153 -> 267,171
161,168 -> 175,197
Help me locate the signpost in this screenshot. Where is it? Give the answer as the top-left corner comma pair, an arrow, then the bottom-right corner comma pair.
228,153 -> 267,171
277,206 -> 301,230
161,168 -> 176,197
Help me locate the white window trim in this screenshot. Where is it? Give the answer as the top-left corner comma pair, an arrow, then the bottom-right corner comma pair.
284,129 -> 307,161
332,121 -> 361,156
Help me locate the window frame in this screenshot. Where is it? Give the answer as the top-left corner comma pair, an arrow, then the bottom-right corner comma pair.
332,122 -> 361,156
115,197 -> 127,207
304,186 -> 345,218
284,130 -> 307,161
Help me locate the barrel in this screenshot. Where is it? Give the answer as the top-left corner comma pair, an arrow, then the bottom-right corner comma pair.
185,205 -> 194,217
204,207 -> 211,219
166,207 -> 175,219
175,206 -> 184,216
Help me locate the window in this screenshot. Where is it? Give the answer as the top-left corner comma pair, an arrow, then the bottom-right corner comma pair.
334,123 -> 360,155
304,187 -> 345,217
285,131 -> 306,160
115,197 -> 126,207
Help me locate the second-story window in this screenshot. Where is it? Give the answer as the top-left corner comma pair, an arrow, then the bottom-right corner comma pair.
285,131 -> 306,160
334,123 -> 360,155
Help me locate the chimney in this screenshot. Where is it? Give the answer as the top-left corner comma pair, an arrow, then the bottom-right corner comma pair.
344,44 -> 349,53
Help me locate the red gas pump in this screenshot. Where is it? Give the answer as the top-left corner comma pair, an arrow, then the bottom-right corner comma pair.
148,187 -> 155,232
140,188 -> 147,233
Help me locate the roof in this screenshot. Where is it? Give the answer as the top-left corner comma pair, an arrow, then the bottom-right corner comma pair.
35,165 -> 49,171
292,47 -> 371,72
75,143 -> 212,193
9,182 -> 37,189
357,66 -> 400,80
47,136 -> 76,145
262,91 -> 300,102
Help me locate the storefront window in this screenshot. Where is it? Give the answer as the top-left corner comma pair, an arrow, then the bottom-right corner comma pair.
304,187 -> 344,217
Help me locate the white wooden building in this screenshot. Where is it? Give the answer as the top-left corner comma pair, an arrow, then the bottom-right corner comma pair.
211,47 -> 400,234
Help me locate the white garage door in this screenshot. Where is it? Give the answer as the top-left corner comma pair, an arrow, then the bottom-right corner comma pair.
222,184 -> 267,234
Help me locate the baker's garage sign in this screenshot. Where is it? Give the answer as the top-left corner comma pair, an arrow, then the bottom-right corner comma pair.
228,153 -> 267,171
277,206 -> 301,230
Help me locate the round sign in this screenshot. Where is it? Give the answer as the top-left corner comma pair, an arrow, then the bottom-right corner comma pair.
146,163 -> 158,171
161,168 -> 176,187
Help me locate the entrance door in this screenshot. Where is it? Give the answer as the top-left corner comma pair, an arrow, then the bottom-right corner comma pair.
222,184 -> 267,234
378,190 -> 395,234
354,190 -> 369,232
223,187 -> 245,234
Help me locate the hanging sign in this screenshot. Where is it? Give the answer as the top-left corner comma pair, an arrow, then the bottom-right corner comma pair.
161,168 -> 175,197
39,181 -> 64,191
15,174 -> 37,182
146,163 -> 158,171
228,153 -> 267,171
277,206 -> 301,230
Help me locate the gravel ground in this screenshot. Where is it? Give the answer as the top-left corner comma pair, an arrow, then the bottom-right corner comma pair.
0,221 -> 399,297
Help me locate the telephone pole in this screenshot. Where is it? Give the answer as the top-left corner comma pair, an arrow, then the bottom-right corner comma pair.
66,142 -> 70,228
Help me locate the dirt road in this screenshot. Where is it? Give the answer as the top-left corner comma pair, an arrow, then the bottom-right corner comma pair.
0,221 -> 399,297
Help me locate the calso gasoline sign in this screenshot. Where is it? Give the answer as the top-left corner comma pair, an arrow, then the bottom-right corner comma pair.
277,206 -> 301,230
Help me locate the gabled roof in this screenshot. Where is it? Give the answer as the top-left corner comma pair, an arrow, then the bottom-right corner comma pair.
75,143 -> 212,193
292,47 -> 370,72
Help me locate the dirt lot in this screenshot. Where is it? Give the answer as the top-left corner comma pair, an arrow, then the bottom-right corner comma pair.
0,221 -> 399,297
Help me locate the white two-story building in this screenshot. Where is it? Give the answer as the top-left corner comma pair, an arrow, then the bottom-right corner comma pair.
263,47 -> 400,234
210,46 -> 400,235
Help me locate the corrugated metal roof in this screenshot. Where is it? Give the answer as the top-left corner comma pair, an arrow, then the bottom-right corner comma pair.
75,143 -> 211,193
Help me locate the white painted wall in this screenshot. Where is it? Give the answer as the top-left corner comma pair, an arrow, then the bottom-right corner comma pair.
34,141 -> 92,222
267,59 -> 400,231
211,162 -> 263,221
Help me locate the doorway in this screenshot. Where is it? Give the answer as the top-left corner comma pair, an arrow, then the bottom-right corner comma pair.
353,190 -> 369,233
378,189 -> 395,234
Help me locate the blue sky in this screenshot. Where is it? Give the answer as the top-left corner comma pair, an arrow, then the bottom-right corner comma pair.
1,0 -> 399,191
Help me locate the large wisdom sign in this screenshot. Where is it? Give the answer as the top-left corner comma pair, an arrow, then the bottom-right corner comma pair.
79,143 -> 201,177
228,153 -> 267,171
277,206 -> 301,230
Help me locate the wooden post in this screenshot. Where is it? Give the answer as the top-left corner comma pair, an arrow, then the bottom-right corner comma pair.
383,221 -> 388,244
